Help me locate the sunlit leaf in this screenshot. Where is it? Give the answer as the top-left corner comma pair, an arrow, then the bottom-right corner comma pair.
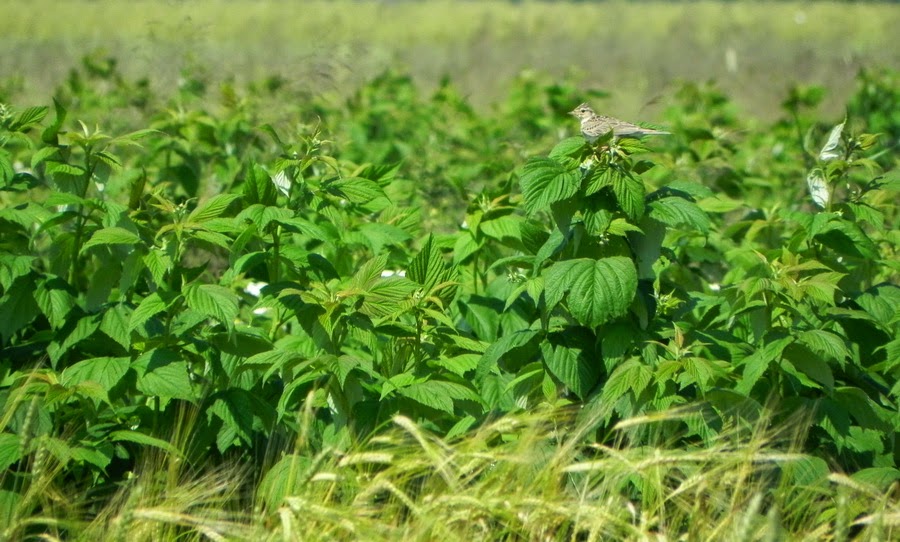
806,169 -> 830,209
818,120 -> 844,161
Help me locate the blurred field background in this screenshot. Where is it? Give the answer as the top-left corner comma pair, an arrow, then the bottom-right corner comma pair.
1,0 -> 898,122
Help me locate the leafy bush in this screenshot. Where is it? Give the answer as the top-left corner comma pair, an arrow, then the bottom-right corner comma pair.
1,57 -> 898,539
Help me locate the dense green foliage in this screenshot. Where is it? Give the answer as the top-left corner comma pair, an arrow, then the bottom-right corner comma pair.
1,55 -> 899,539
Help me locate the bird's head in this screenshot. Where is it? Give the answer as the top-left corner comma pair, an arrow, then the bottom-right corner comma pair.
569,103 -> 594,120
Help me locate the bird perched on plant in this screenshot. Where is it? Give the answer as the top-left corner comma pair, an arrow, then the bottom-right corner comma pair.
569,103 -> 670,142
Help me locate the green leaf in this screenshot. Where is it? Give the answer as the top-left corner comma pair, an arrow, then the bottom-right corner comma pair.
797,329 -> 849,366
543,257 -> 638,328
783,344 -> 834,391
81,227 -> 141,252
533,228 -> 567,269
109,430 -> 184,458
356,222 -> 412,254
611,168 -> 645,220
360,276 -> 418,318
814,219 -> 878,260
834,387 -> 890,431
519,158 -> 580,214
681,357 -> 727,393
460,295 -> 502,342
257,454 -> 311,510
238,349 -> 304,380
0,255 -> 34,291
45,161 -> 86,180
129,292 -> 169,330
398,380 -> 480,414
33,276 -> 76,330
70,445 -> 112,470
30,146 -> 60,170
61,356 -> 130,393
0,433 -> 21,473
735,336 -> 792,396
480,373 -> 516,411
452,230 -> 481,265
41,98 -> 67,144
434,354 -> 481,377
143,249 -> 173,287
209,389 -> 255,451
476,329 -> 541,379
479,214 -> 524,244
584,165 -> 616,196
51,314 -> 100,364
184,283 -> 239,328
0,275 -> 39,342
329,177 -> 385,203
408,234 -> 450,293
190,230 -> 234,251
648,197 -> 710,233
850,467 -> 900,491
445,415 -> 478,440
548,137 -> 588,163
242,162 -> 278,205
601,358 -> 652,402
99,303 -> 131,350
188,193 -> 242,223
0,151 -> 12,185
854,284 -> 900,328
541,329 -> 600,399
132,349 -> 196,401
10,106 -> 49,131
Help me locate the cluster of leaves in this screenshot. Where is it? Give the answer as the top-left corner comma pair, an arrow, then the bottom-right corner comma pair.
1,54 -> 899,536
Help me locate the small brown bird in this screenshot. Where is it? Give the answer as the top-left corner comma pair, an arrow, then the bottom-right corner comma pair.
570,103 -> 670,142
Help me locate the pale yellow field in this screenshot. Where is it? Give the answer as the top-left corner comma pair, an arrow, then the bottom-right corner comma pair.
1,0 -> 898,119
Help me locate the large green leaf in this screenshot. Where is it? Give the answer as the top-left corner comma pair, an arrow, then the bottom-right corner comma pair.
132,349 -> 196,401
0,254 -> 34,291
797,329 -> 850,366
242,162 -> 278,205
407,235 -> 456,301
9,105 -> 48,131
648,196 -> 710,233
50,314 -> 100,364
460,295 -> 503,342
854,284 -> 900,328
128,292 -> 169,331
543,257 -> 637,328
735,336 -> 793,396
356,222 -> 412,253
476,329 -> 541,379
184,283 -> 239,328
814,218 -> 879,260
519,157 -> 580,214
0,275 -> 39,343
34,276 -> 76,329
0,433 -> 21,473
81,227 -> 141,251
188,193 -> 242,223
398,380 -> 481,414
851,467 -> 900,491
601,358 -> 652,403
328,177 -> 386,203
611,168 -> 645,220
99,303 -> 131,350
60,356 -> 130,394
541,329 -> 600,399
214,388 -> 275,453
